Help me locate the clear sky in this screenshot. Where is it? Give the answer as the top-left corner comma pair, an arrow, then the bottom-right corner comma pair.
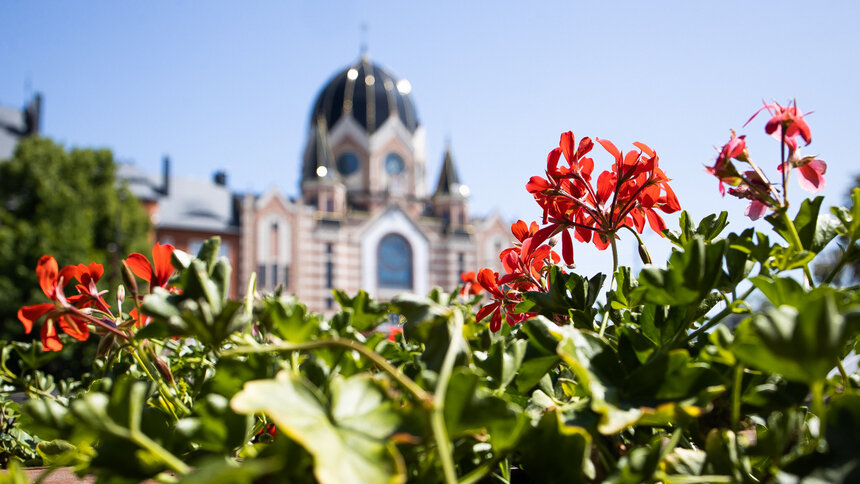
3,1 -> 860,276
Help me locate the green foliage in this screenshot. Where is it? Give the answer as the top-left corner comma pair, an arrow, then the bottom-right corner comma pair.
0,137 -> 150,345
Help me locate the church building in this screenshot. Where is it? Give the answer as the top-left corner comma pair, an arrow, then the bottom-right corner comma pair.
126,55 -> 511,312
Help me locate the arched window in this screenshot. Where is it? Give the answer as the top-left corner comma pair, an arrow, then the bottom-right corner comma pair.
377,233 -> 413,289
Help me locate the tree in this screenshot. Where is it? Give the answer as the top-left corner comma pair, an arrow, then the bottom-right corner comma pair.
0,137 -> 151,342
814,174 -> 860,286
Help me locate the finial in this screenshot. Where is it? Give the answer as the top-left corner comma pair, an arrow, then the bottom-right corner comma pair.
360,23 -> 369,59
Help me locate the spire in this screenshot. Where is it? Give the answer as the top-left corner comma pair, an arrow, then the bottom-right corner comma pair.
434,144 -> 465,197
309,115 -> 338,180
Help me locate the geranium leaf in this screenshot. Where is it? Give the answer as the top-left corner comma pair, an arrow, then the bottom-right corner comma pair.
231,373 -> 405,484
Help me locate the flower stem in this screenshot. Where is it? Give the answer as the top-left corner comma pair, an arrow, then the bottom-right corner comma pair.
598,236 -> 619,337
731,364 -> 744,432
431,310 -> 464,484
779,209 -> 814,287
684,287 -> 754,344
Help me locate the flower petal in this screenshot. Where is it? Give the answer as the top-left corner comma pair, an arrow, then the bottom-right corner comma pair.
152,243 -> 176,287
745,200 -> 768,220
561,229 -> 574,266
58,315 -> 89,341
36,255 -> 58,299
17,303 -> 54,334
597,138 -> 621,163
797,160 -> 826,194
559,132 -> 575,165
41,321 -> 63,352
125,253 -> 153,283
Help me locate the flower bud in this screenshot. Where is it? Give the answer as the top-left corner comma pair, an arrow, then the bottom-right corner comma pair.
638,244 -> 652,265
97,333 -> 116,358
121,260 -> 138,298
152,355 -> 175,386
117,284 -> 126,306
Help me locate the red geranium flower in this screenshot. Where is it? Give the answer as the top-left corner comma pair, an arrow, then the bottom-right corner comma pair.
459,271 -> 485,296
475,268 -> 534,333
17,256 -> 90,351
126,242 -> 176,292
526,132 -> 680,261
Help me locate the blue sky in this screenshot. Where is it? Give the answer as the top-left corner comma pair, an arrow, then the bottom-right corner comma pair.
3,1 -> 860,276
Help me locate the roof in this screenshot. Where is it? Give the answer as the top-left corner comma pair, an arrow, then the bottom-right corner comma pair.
156,176 -> 238,233
433,146 -> 467,199
309,56 -> 419,135
118,163 -> 238,233
0,105 -> 26,160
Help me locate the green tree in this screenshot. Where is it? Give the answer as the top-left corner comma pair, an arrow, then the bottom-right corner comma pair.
814,174 -> 860,286
0,137 -> 151,342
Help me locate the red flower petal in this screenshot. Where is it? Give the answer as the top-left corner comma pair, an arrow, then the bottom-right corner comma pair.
58,315 -> 89,341
561,229 -> 574,266
644,208 -> 667,235
36,255 -> 58,299
125,253 -> 153,282
546,148 -> 562,174
576,137 -> 594,160
632,141 -> 655,158
41,321 -> 63,352
511,220 -> 529,242
560,132 -> 575,166
152,243 -> 176,287
17,303 -> 54,334
597,138 -> 621,163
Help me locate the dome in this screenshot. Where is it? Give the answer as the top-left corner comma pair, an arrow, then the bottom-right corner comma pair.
309,57 -> 420,135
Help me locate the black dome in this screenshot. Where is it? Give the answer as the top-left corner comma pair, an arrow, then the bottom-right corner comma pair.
309,57 -> 420,134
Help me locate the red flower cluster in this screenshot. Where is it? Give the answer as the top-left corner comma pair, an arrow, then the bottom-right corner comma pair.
474,221 -> 559,332
526,131 -> 680,262
17,242 -> 177,351
707,100 -> 826,220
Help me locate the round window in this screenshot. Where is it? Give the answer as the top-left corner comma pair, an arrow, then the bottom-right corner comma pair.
384,153 -> 405,175
336,152 -> 360,176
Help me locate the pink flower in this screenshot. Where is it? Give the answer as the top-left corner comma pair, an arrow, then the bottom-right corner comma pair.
747,100 -> 812,147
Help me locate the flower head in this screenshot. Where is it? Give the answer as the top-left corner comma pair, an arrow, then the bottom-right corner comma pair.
527,132 -> 680,258
17,255 -> 90,351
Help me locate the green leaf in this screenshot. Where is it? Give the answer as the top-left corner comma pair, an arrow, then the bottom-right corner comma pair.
636,237 -> 726,306
332,290 -> 389,332
831,188 -> 860,241
231,373 -> 405,484
177,456 -> 282,484
767,196 -> 838,253
35,439 -> 80,467
195,237 -> 222,272
259,294 -> 320,343
389,293 -> 451,343
731,287 -> 855,383
666,211 -> 730,248
443,369 -> 526,452
518,409 -> 594,483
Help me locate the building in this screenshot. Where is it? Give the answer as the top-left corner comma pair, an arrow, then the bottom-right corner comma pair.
126,55 -> 511,311
0,93 -> 42,160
